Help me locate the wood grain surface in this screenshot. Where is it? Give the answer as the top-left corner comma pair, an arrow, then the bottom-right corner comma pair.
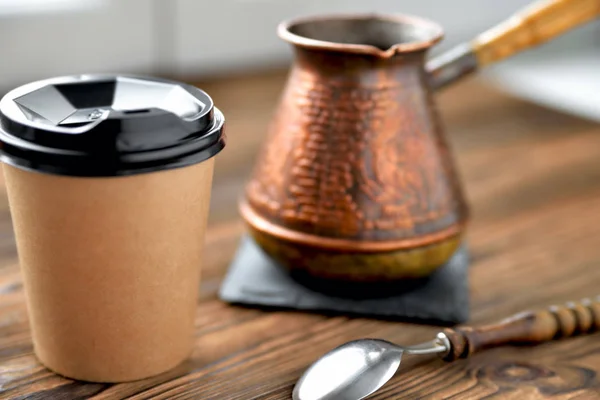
1,70 -> 599,399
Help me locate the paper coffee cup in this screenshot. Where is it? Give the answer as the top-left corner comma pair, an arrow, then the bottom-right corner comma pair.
0,75 -> 226,382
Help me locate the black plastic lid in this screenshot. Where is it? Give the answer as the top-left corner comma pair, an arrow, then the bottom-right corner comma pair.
0,74 -> 226,177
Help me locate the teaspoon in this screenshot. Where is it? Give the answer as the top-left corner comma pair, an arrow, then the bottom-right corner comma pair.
293,296 -> 600,400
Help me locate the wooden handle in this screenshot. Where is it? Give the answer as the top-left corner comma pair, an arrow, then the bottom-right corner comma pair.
428,0 -> 599,89
442,296 -> 600,361
473,0 -> 600,66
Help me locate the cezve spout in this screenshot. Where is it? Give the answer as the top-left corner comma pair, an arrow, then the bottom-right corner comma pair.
427,0 -> 600,90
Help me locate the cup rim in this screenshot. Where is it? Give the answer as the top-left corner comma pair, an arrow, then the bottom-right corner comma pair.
278,12 -> 444,57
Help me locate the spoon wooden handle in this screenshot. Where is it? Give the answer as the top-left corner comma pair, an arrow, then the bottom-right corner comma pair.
441,296 -> 600,362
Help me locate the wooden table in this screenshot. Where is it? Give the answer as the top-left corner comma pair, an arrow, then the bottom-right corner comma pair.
1,71 -> 599,399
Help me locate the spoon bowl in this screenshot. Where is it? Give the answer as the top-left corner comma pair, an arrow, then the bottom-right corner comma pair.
292,339 -> 402,400
293,336 -> 448,400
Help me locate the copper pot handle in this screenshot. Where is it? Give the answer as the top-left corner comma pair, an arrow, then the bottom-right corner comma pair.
427,0 -> 600,90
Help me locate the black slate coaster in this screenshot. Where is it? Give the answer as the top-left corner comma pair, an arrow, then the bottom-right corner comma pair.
219,235 -> 470,325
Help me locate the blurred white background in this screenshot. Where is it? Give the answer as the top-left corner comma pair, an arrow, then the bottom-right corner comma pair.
0,0 -> 598,120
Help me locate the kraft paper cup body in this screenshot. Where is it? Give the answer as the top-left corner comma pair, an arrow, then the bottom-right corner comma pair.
3,160 -> 214,381
0,75 -> 226,382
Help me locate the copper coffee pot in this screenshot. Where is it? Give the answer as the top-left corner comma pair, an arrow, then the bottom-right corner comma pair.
241,0 -> 600,282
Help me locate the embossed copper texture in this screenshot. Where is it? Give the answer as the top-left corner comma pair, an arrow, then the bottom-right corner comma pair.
239,2 -> 600,281
241,14 -> 469,282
